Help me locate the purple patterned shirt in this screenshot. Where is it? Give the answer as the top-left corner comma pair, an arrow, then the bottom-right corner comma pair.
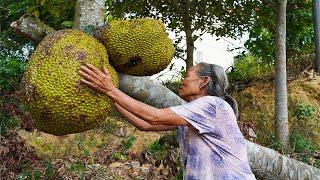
169,96 -> 256,180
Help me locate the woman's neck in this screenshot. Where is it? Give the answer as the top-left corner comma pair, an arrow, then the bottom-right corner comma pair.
184,94 -> 207,102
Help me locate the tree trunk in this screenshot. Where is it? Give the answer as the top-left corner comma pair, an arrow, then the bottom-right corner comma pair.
181,0 -> 194,70
313,0 -> 320,73
275,0 -> 289,147
73,0 -> 105,31
10,7 -> 320,180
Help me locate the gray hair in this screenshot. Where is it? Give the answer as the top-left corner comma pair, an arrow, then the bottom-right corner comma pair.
197,62 -> 238,117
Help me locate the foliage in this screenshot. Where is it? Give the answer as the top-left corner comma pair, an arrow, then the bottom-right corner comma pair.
111,151 -> 128,161
75,135 -> 90,157
0,0 -> 34,59
109,0 -> 257,36
0,57 -> 27,93
148,140 -> 165,159
69,161 -> 85,172
244,0 -> 314,63
122,135 -> 136,150
44,163 -> 56,179
157,63 -> 186,94
228,54 -> 273,82
289,131 -> 318,167
0,0 -> 76,59
146,135 -> 181,177
293,102 -> 319,120
0,112 -> 18,135
147,131 -> 180,159
101,118 -> 120,134
108,135 -> 137,162
291,102 -> 320,149
18,162 -> 56,180
265,132 -> 284,152
290,131 -> 316,154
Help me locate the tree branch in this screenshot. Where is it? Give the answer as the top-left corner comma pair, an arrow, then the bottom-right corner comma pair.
10,15 -> 56,43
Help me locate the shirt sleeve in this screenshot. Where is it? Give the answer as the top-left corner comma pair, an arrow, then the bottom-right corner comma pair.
169,97 -> 217,134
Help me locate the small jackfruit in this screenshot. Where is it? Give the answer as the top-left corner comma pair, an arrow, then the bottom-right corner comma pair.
23,29 -> 119,136
94,19 -> 175,76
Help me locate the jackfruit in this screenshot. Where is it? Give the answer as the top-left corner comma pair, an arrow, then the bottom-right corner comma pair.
94,19 -> 175,76
23,29 -> 119,136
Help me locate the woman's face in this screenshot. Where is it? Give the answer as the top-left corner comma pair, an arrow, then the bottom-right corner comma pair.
178,65 -> 204,101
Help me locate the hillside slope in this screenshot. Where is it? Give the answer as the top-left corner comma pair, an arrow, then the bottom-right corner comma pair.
234,73 -> 320,148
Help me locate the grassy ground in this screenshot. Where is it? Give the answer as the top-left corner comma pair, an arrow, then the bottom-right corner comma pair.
0,113 -> 182,179
234,72 -> 320,167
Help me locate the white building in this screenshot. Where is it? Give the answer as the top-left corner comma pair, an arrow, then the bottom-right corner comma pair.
153,33 -> 246,82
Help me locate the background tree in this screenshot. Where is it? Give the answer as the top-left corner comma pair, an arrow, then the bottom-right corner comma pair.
275,0 -> 289,147
244,0 -> 313,64
108,0 -> 258,70
313,0 -> 320,73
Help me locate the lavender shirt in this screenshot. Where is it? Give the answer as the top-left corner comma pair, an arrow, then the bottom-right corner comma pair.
169,96 -> 256,180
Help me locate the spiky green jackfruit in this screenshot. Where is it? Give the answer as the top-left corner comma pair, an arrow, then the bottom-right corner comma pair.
23,29 -> 119,136
94,19 -> 175,76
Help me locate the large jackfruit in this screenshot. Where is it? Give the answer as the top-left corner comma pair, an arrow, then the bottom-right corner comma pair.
94,19 -> 175,76
23,29 -> 119,136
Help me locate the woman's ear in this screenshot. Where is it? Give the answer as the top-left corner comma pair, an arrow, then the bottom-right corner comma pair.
200,76 -> 210,89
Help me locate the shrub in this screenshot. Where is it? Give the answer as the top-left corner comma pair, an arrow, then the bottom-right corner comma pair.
148,140 -> 165,159
291,102 -> 320,149
156,63 -> 185,94
122,135 -> 136,150
293,102 -> 318,120
290,131 -> 316,154
228,54 -> 273,82
0,57 -> 26,93
0,113 -> 18,135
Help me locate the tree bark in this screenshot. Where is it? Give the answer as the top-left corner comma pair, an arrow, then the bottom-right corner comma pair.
10,9 -> 320,180
180,0 -> 194,70
275,0 -> 289,147
10,15 -> 56,43
73,0 -> 105,31
313,0 -> 320,73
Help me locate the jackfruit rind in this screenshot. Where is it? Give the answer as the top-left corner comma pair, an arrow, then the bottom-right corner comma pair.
23,29 -> 119,136
94,19 -> 175,76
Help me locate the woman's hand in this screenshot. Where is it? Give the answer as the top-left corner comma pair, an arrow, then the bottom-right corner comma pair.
79,64 -> 116,95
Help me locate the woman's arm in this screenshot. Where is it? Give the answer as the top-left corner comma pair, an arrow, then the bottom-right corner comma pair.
79,64 -> 190,126
114,103 -> 177,131
107,87 -> 189,126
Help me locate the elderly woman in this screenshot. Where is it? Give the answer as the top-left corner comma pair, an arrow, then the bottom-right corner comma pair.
79,62 -> 256,180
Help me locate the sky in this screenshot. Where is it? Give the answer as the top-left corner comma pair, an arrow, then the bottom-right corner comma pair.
152,33 -> 248,82
193,33 -> 247,68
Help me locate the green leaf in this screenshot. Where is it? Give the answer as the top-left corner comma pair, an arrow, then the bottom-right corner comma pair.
33,10 -> 40,17
40,0 -> 46,6
61,21 -> 73,28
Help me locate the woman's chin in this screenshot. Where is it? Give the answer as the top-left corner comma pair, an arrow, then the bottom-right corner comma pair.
178,93 -> 188,101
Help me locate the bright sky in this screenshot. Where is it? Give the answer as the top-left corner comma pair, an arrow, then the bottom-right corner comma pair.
193,33 -> 247,68
152,33 -> 248,82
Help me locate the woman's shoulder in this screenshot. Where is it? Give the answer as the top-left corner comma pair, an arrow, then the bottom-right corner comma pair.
196,96 -> 232,110
196,95 -> 225,103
